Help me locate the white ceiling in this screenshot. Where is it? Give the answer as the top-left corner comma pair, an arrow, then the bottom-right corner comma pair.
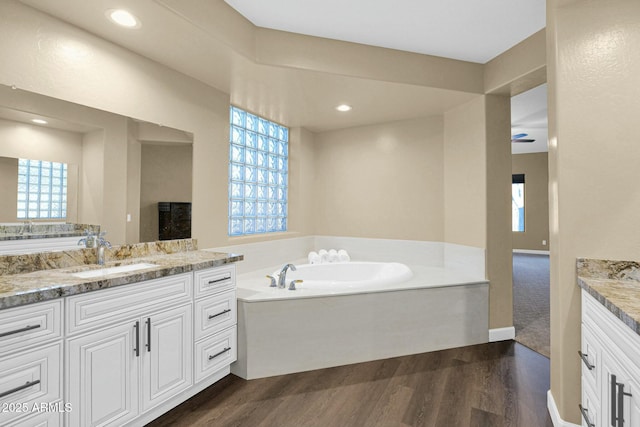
225,0 -> 546,64
17,0 -> 547,152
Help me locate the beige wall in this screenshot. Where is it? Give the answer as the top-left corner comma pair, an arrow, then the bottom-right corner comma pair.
287,127 -> 316,237
512,153 -> 549,251
484,29 -> 547,96
139,144 -> 193,243
548,0 -> 640,422
313,116 -> 444,241
485,95 -> 513,330
0,157 -> 18,222
443,97 -> 487,248
443,95 -> 513,330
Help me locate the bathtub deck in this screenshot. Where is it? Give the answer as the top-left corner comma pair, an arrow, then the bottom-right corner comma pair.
236,261 -> 488,302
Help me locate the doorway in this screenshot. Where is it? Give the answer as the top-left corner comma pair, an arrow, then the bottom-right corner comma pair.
510,84 -> 550,358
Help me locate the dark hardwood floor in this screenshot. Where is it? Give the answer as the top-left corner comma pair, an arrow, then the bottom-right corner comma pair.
147,341 -> 553,427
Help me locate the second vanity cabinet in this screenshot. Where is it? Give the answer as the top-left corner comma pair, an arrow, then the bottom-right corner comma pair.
580,290 -> 640,427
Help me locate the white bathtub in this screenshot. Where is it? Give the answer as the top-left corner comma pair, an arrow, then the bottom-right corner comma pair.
273,261 -> 413,290
232,259 -> 489,379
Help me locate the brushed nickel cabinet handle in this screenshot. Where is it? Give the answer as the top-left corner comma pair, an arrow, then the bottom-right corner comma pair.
612,374 -> 618,426
208,347 -> 231,361
578,351 -> 595,370
208,309 -> 231,320
208,276 -> 231,284
134,321 -> 140,357
146,318 -> 151,352
0,380 -> 41,399
0,324 -> 41,338
578,404 -> 595,427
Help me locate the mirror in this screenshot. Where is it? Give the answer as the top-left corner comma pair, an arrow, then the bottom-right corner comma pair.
0,84 -> 193,244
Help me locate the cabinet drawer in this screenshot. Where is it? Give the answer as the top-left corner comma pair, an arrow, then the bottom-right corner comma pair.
194,265 -> 235,298
66,273 -> 192,335
0,300 -> 62,356
194,326 -> 237,383
194,290 -> 236,341
0,342 -> 62,426
581,323 -> 600,391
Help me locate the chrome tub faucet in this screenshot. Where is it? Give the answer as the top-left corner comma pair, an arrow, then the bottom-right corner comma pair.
277,263 -> 296,289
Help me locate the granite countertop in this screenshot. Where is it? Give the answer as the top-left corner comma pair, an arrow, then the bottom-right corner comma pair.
577,258 -> 640,335
0,249 -> 243,310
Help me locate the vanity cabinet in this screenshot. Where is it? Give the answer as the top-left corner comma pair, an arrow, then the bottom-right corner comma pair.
65,274 -> 193,427
0,300 -> 63,426
0,260 -> 237,426
581,290 -> 640,427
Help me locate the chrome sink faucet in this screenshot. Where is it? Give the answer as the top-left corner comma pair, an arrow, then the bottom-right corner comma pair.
78,230 -> 111,265
277,263 -> 297,289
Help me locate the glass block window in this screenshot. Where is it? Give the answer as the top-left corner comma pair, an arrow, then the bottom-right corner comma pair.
229,106 -> 288,236
17,159 -> 67,219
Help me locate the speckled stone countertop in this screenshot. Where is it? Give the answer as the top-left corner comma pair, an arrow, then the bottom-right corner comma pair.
577,258 -> 640,335
0,239 -> 243,310
0,223 -> 100,241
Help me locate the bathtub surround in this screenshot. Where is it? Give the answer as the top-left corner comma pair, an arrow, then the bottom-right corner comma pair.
211,235 -> 485,277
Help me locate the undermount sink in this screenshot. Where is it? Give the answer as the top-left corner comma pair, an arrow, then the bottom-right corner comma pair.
71,263 -> 158,279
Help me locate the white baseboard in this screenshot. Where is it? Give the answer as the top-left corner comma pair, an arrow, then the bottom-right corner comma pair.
547,390 -> 581,427
489,326 -> 515,342
513,249 -> 550,255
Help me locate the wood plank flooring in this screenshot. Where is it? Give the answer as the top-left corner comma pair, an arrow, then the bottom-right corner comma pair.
147,341 -> 553,427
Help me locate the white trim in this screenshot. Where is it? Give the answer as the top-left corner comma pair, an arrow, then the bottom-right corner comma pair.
513,249 -> 550,255
547,390 -> 581,427
489,326 -> 515,342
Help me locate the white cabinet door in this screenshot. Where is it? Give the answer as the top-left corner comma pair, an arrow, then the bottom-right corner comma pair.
601,347 -> 640,427
141,304 -> 192,412
66,321 -> 139,427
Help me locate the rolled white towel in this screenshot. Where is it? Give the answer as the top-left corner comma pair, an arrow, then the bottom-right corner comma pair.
338,249 -> 350,262
328,249 -> 339,263
318,249 -> 329,264
308,251 -> 321,264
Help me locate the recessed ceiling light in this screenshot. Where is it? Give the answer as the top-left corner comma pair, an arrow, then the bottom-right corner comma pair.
31,119 -> 48,125
106,9 -> 141,29
335,104 -> 352,112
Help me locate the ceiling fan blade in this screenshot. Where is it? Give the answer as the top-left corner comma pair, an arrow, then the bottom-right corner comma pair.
511,138 -> 535,143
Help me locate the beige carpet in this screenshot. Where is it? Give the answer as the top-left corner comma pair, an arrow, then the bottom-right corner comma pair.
513,253 -> 550,358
